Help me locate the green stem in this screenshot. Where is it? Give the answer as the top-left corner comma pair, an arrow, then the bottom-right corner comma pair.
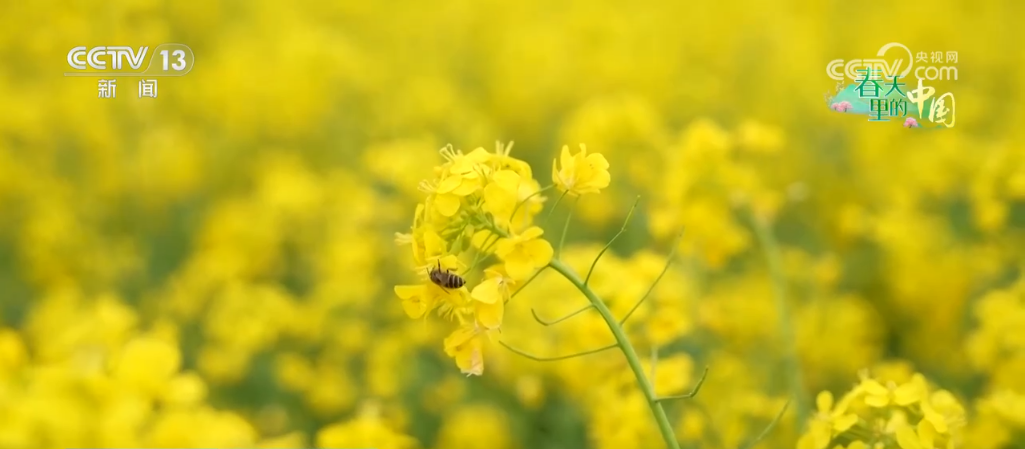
509,184 -> 554,224
508,267 -> 546,301
751,216 -> 809,428
541,191 -> 568,229
585,196 -> 640,286
556,197 -> 578,258
531,304 -> 592,326
466,232 -> 499,275
498,341 -> 617,361
547,259 -> 681,449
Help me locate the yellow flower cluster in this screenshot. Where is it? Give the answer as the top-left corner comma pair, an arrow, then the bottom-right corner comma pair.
798,370 -> 966,449
315,402 -> 419,449
963,274 -> 1025,448
0,320 -> 273,447
0,148 -> 425,447
638,118 -> 790,269
394,142 -> 611,375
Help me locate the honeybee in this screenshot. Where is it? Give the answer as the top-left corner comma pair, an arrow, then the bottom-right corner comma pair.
427,260 -> 466,289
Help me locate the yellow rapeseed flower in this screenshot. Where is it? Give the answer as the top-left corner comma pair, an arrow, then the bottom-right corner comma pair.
407,210 -> 447,268
443,324 -> 486,376
860,372 -> 927,408
799,370 -> 966,449
921,389 -> 967,434
394,254 -> 468,319
801,390 -> 859,449
552,143 -> 611,196
512,176 -> 546,228
482,169 -> 522,226
161,372 -> 208,406
488,141 -> 534,179
303,365 -> 358,417
494,226 -> 554,280
113,336 -> 182,397
896,419 -> 940,449
428,147 -> 485,217
0,329 -> 27,374
143,407 -> 258,448
470,266 -> 515,330
434,404 -> 514,449
986,390 -> 1025,427
255,431 -> 307,448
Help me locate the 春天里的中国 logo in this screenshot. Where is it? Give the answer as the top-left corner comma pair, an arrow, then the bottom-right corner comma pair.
65,43 -> 195,100
825,42 -> 957,129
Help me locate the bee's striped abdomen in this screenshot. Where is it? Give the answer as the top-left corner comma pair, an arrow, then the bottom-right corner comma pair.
428,262 -> 466,290
443,273 -> 465,289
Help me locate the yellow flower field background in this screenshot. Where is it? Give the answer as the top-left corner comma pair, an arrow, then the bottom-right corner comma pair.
1,2 -> 1024,449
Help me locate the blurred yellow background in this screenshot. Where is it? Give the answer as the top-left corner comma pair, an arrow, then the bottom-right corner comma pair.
1,1 -> 1024,449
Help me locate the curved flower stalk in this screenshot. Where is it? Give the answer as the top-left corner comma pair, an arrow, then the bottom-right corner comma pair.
395,141 -> 788,449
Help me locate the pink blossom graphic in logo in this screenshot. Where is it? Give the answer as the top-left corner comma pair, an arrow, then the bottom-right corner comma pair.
830,101 -> 853,112
904,117 -> 919,128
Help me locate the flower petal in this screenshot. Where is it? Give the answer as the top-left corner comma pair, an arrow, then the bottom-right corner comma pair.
394,285 -> 422,300
492,170 -> 520,190
504,257 -> 535,280
895,426 -> 922,449
495,238 -> 516,258
436,175 -> 462,194
475,300 -> 504,330
559,145 -> 573,172
401,298 -> 428,319
586,152 -> 610,170
833,413 -> 858,433
864,394 -> 890,408
470,278 -> 502,304
917,419 -> 936,449
816,391 -> 834,413
452,179 -> 480,196
456,345 -> 483,376
922,402 -> 949,434
443,326 -> 477,356
395,285 -> 428,319
796,433 -> 817,449
523,239 -> 554,267
860,379 -> 890,396
433,194 -> 461,217
808,421 -> 832,449
444,326 -> 485,376
520,226 -> 544,240
586,169 -> 611,190
483,182 -> 516,218
894,379 -> 924,406
423,231 -> 447,258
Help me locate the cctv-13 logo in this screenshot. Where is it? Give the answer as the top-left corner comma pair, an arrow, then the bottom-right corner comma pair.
66,44 -> 194,76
